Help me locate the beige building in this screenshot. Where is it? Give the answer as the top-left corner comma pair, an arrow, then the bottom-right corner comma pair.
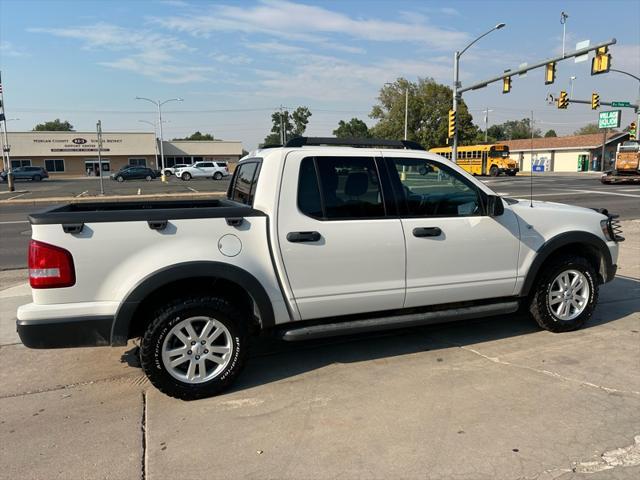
2,131 -> 243,176
503,132 -> 631,173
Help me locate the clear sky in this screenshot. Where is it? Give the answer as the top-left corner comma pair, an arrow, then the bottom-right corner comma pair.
1,0 -> 638,149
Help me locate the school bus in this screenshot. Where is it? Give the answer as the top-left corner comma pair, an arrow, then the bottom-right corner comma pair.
428,144 -> 519,177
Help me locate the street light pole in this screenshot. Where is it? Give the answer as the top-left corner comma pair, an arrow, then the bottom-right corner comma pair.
135,97 -> 183,173
452,22 -> 505,162
483,108 -> 493,142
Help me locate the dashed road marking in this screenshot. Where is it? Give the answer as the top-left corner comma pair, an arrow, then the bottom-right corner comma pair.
0,220 -> 30,225
75,190 -> 88,198
187,187 -> 199,193
7,193 -> 27,200
619,188 -> 640,192
572,189 -> 640,198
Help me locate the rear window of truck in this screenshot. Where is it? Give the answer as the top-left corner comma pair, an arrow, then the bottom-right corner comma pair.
229,160 -> 261,205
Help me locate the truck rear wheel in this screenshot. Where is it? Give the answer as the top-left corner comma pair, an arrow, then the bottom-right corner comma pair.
140,295 -> 248,400
528,255 -> 598,332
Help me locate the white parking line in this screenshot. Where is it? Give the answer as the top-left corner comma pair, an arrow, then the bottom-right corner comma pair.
7,193 -> 26,200
187,187 -> 199,193
0,220 -> 30,225
619,188 -> 640,192
572,189 -> 640,198
75,190 -> 88,198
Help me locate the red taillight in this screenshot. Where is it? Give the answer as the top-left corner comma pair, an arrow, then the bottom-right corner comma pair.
28,240 -> 75,288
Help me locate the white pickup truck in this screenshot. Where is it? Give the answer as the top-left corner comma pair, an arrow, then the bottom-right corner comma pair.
18,137 -> 623,400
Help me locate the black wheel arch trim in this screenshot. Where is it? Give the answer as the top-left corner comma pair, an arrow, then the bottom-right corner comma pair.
521,231 -> 614,296
111,261 -> 275,346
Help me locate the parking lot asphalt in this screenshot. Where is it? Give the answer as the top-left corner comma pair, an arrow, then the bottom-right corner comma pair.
1,220 -> 639,479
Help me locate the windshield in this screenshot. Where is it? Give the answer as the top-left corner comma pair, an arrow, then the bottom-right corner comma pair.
489,148 -> 510,159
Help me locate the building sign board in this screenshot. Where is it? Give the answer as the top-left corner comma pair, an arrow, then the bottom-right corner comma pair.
598,110 -> 621,129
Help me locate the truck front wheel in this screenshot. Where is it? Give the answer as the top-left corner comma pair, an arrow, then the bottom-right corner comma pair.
140,296 -> 248,400
528,255 -> 598,332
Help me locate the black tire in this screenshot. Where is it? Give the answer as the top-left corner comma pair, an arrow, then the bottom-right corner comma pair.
529,255 -> 598,333
117,175 -> 125,182
140,295 -> 248,400
33,175 -> 42,182
164,170 -> 172,177
213,172 -> 223,180
507,171 -> 517,176
489,165 -> 499,177
181,172 -> 191,181
145,175 -> 152,181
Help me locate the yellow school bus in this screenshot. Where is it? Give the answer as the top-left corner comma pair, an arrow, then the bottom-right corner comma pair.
428,144 -> 519,177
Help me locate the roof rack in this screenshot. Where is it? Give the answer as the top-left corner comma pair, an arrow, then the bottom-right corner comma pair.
284,137 -> 426,151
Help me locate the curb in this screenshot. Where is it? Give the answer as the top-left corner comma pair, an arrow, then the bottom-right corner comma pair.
0,191 -> 226,206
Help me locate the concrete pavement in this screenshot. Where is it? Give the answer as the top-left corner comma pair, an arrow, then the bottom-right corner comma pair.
1,221 -> 639,479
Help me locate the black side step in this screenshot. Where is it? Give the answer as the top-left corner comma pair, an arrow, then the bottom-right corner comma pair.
280,301 -> 519,342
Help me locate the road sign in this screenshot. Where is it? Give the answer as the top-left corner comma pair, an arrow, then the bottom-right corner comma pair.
598,110 -> 621,129
611,101 -> 631,107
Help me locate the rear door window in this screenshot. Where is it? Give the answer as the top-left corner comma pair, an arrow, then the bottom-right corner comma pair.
297,156 -> 385,219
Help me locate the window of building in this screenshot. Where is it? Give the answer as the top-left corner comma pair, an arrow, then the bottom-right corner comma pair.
128,158 -> 147,167
297,157 -> 385,220
44,159 -> 65,172
229,161 -> 260,205
389,158 -> 482,217
192,157 -> 203,162
11,159 -> 31,169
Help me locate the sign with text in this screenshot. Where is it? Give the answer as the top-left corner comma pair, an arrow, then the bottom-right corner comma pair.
611,101 -> 631,107
598,110 -> 621,129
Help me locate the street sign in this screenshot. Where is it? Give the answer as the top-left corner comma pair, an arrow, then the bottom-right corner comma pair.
611,101 -> 631,107
598,110 -> 621,129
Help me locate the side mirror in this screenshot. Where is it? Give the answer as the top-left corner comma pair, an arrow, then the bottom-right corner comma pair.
487,195 -> 504,217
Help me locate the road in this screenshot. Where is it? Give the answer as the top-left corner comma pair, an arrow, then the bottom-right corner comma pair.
0,174 -> 638,270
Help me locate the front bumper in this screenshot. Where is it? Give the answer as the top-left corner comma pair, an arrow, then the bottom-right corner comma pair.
17,316 -> 113,349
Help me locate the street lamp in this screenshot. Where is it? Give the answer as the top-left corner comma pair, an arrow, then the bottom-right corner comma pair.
384,82 -> 409,140
452,22 -> 506,162
135,97 -> 183,172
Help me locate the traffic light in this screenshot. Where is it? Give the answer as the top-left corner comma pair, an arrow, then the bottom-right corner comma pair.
630,122 -> 637,138
448,109 -> 456,138
591,92 -> 600,110
591,46 -> 611,75
502,76 -> 512,94
545,62 -> 556,85
557,90 -> 569,109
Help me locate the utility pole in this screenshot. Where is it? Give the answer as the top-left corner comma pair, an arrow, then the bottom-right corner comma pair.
483,108 -> 493,142
96,121 -> 105,195
569,76 -> 577,99
404,87 -> 408,140
600,128 -> 608,172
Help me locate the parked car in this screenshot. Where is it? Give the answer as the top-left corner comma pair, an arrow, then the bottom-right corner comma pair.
175,161 -> 229,180
17,137 -> 622,400
110,166 -> 157,182
162,164 -> 191,177
0,166 -> 49,182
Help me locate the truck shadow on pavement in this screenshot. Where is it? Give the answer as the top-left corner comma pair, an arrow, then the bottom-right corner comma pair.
231,276 -> 640,394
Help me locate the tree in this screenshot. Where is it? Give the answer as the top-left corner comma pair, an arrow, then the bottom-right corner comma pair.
369,78 -> 480,149
544,129 -> 558,137
574,123 -> 600,135
333,118 -> 371,138
173,131 -> 215,141
263,106 -> 312,145
33,119 -> 74,131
